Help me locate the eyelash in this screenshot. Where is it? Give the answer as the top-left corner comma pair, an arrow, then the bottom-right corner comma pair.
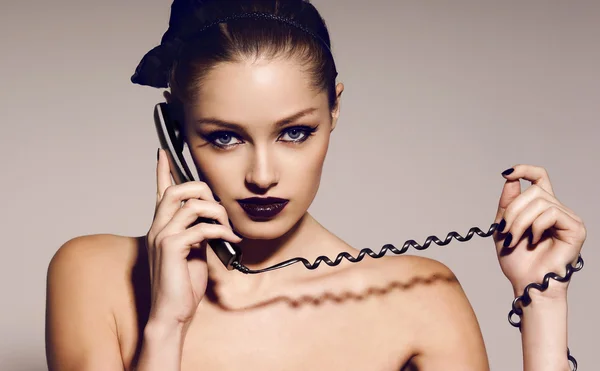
202,125 -> 318,149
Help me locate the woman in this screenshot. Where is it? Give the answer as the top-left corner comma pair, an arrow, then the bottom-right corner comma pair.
45,1 -> 586,370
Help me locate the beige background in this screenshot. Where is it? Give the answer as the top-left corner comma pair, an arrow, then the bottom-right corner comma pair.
1,0 -> 598,370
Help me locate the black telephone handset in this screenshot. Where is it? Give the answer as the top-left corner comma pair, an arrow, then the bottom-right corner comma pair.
153,102 -> 243,270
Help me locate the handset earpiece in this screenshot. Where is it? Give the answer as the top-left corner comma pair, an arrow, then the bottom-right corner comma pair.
153,102 -> 242,270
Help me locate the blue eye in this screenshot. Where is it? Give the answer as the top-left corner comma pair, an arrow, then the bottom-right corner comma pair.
279,126 -> 318,143
206,131 -> 243,148
215,133 -> 233,145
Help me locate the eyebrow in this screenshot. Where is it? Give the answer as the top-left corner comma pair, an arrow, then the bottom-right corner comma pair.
194,107 -> 319,131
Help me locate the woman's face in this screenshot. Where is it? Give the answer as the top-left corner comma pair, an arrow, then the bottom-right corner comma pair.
181,57 -> 342,240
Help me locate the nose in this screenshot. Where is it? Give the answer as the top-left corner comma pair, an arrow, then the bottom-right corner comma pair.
245,145 -> 279,192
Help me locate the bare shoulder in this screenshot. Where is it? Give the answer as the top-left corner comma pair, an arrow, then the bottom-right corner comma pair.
300,249 -> 468,324
387,255 -> 489,369
46,234 -> 147,371
321,252 -> 460,298
47,232 -> 150,331
378,254 -> 463,301
329,254 -> 489,370
47,233 -> 146,304
364,255 -> 473,325
49,233 -> 142,272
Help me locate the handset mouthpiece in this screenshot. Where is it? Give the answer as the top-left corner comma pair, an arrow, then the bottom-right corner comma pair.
193,217 -> 243,271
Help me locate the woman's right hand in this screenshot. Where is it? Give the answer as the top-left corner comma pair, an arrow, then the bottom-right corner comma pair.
145,149 -> 242,330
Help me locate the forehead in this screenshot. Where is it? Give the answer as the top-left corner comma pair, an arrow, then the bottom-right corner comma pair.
187,58 -> 328,123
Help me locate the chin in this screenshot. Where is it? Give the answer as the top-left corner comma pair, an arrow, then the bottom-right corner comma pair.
232,213 -> 302,240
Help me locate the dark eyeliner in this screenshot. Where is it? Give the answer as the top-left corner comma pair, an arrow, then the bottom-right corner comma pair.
201,130 -> 243,149
279,125 -> 318,143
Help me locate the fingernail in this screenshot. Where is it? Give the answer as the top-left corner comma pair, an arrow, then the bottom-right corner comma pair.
157,148 -> 160,161
502,168 -> 514,176
503,233 -> 513,248
497,219 -> 506,233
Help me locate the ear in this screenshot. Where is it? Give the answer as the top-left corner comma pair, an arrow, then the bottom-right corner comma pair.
330,82 -> 344,132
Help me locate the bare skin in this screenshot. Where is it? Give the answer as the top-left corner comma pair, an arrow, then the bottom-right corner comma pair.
46,56 -> 585,371
46,228 -> 488,371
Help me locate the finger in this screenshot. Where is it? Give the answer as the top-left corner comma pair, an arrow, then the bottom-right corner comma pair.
156,149 -> 173,204
145,235 -> 155,282
496,184 -> 575,234
167,199 -> 232,231
501,164 -> 555,196
187,248 -> 209,298
159,223 -> 242,260
494,178 -> 521,223
500,197 -> 558,249
533,207 -> 586,244
153,181 -> 217,232
532,207 -> 585,265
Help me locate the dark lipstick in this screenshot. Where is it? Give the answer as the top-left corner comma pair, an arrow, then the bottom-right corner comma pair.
237,197 -> 289,219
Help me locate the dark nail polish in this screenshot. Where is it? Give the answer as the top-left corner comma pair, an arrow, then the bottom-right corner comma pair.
498,219 -> 506,233
157,148 -> 160,161
503,233 -> 513,248
502,168 -> 514,176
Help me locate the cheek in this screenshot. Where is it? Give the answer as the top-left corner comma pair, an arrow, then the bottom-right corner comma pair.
291,136 -> 329,193
192,153 -> 242,196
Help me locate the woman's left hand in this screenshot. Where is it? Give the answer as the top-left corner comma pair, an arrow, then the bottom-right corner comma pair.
493,164 -> 587,299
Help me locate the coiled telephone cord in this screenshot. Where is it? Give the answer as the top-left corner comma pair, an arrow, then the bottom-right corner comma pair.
231,222 -> 584,370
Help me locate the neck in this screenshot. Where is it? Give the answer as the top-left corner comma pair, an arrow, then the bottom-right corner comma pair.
205,212 -> 331,297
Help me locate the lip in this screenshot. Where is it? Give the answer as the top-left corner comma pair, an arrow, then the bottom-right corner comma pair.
237,197 -> 289,220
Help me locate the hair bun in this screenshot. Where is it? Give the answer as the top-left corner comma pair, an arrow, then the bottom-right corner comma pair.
131,0 -> 213,88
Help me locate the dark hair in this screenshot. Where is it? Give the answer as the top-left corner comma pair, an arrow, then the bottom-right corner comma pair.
132,0 -> 338,110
